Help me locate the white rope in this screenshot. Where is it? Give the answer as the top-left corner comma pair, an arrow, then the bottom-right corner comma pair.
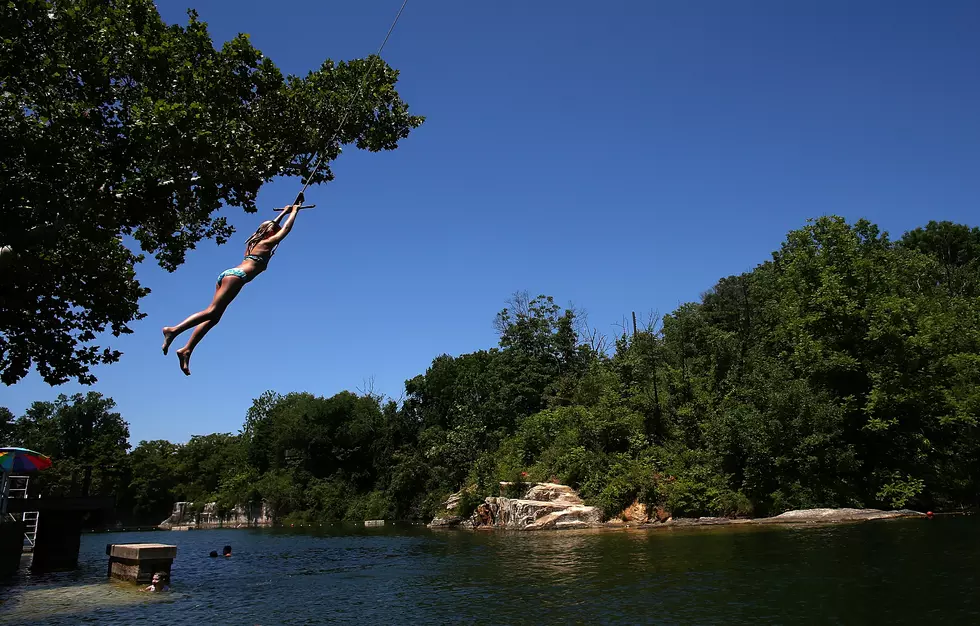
294,0 -> 411,203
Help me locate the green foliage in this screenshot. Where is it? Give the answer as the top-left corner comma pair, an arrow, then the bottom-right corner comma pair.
648,451 -> 747,518
454,488 -> 484,519
590,459 -> 649,519
0,406 -> 15,445
256,469 -> 303,523
11,392 -> 130,498
305,478 -> 354,522
0,0 -> 423,385
876,474 -> 926,509
348,490 -> 394,522
127,440 -> 180,520
899,221 -> 980,297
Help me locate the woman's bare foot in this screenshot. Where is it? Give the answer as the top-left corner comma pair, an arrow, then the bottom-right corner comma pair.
162,327 -> 177,355
176,348 -> 192,376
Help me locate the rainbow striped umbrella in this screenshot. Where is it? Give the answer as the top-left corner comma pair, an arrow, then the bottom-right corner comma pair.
0,447 -> 53,473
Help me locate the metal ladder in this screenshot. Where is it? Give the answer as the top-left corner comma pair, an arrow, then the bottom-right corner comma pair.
4,475 -> 40,550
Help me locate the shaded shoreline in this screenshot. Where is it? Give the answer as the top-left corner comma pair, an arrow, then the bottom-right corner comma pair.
79,508 -> 940,535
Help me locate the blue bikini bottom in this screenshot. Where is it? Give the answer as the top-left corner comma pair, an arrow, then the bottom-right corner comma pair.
216,268 -> 250,287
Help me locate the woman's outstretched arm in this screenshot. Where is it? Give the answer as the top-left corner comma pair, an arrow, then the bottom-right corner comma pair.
266,202 -> 302,245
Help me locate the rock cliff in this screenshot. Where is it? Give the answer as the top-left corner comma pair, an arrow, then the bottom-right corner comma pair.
429,482 -> 602,530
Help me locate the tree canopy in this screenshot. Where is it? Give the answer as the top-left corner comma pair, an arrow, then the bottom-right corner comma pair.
0,0 -> 423,385
10,392 -> 130,498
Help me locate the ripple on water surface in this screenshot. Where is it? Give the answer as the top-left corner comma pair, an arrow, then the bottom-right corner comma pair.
1,518 -> 978,624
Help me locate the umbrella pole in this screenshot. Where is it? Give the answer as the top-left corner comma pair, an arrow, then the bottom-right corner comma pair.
1,470 -> 8,517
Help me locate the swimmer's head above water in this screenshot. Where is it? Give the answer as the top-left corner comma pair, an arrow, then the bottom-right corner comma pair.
145,572 -> 169,592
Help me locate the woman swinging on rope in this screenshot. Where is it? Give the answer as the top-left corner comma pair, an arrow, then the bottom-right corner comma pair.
161,195 -> 305,375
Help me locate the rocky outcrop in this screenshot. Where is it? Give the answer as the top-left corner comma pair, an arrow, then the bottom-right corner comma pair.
522,483 -> 584,505
427,484 -> 927,531
426,488 -> 472,528
427,515 -> 465,528
428,482 -> 602,531
475,496 -> 601,530
622,500 -> 650,523
612,507 -> 924,529
758,508 -> 925,524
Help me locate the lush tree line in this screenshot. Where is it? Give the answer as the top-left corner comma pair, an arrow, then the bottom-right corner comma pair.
3,217 -> 978,524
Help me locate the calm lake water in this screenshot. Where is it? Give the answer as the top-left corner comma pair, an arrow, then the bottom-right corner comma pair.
1,516 -> 977,624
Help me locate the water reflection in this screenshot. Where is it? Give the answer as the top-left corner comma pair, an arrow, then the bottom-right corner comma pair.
1,581 -> 175,622
0,518 -> 977,624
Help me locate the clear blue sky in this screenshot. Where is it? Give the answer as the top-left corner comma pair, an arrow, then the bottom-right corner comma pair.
4,0 -> 979,444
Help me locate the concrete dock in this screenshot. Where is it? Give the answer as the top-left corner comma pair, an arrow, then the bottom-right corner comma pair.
106,543 -> 177,584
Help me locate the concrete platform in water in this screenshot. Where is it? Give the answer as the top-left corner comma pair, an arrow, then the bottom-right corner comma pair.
106,543 -> 178,584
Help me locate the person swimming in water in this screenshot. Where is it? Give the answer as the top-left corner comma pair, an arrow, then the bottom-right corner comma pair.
161,198 -> 304,375
142,572 -> 170,592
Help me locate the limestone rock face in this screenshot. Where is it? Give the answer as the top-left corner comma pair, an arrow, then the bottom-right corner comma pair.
523,483 -> 584,505
442,491 -> 464,512
621,500 -> 649,523
473,496 -> 602,530
432,482 -> 602,531
525,505 -> 602,530
428,516 -> 464,528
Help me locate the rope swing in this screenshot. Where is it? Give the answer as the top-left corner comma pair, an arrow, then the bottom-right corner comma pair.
275,0 -> 412,214
160,0 -> 413,376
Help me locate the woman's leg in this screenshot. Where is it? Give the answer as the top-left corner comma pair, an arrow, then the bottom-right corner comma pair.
175,301 -> 238,373
175,319 -> 219,376
164,276 -> 244,369
163,285 -> 216,354
162,276 -> 245,354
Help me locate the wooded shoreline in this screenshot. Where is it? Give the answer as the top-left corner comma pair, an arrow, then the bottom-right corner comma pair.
5,217 -> 979,529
